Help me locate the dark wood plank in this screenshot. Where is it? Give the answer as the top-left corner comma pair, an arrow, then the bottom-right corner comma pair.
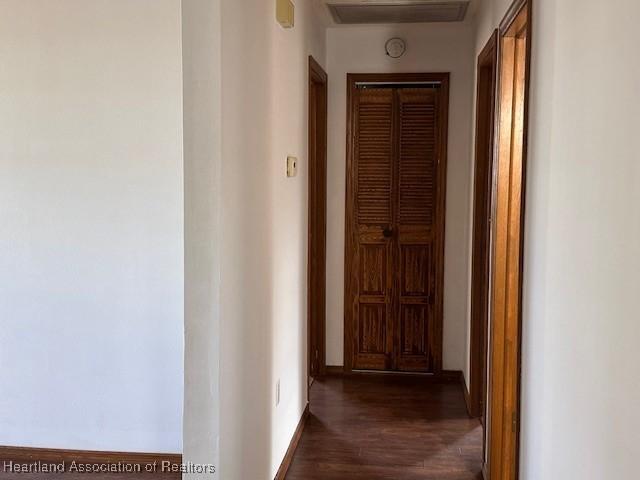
325,365 -> 346,376
285,375 -> 483,480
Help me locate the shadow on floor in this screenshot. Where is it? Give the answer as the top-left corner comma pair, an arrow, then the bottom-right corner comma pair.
286,374 -> 483,480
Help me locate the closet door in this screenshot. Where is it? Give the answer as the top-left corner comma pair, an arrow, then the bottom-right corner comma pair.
395,88 -> 441,372
349,87 -> 395,370
345,75 -> 448,374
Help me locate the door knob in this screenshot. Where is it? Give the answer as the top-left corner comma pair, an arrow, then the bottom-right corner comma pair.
383,227 -> 393,238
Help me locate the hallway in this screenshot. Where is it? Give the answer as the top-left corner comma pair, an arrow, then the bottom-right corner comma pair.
286,375 -> 482,480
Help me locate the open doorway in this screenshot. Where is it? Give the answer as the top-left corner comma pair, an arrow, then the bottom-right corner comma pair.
308,56 -> 328,383
469,30 -> 498,422
290,2 -> 531,476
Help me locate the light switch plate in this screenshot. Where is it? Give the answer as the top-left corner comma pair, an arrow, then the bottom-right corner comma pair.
276,0 -> 295,28
287,156 -> 298,177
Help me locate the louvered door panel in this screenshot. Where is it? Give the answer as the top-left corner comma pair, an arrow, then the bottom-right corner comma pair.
353,88 -> 394,370
396,88 -> 439,372
399,89 -> 438,227
357,89 -> 394,226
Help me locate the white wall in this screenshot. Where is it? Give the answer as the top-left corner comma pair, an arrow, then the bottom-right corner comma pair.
269,3 -> 327,478
475,1 -> 640,478
182,0 -> 222,476
0,0 -> 184,452
325,23 -> 476,375
218,0 -> 326,478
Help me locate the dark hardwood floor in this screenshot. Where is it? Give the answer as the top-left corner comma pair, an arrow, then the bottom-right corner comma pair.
286,374 -> 483,480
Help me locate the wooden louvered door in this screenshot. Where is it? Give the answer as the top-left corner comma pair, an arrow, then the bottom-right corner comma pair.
345,73 -> 449,374
395,88 -> 441,372
349,87 -> 395,370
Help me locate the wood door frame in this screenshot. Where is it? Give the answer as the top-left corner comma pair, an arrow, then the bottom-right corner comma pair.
343,72 -> 449,374
308,56 -> 328,380
485,0 -> 532,478
469,31 -> 499,419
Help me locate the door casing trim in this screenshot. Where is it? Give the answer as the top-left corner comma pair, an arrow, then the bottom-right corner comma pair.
308,56 -> 328,382
485,0 -> 532,478
469,30 -> 499,420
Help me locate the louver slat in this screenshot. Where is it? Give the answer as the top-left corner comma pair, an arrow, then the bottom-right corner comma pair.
398,90 -> 438,227
356,89 -> 394,226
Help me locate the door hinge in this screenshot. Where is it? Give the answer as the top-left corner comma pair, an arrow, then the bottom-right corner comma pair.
315,349 -> 319,360
512,411 -> 518,433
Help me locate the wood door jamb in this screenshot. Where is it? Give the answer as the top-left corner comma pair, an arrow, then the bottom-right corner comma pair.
308,55 -> 328,383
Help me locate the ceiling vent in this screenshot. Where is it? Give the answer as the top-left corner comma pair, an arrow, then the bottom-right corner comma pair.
327,1 -> 470,24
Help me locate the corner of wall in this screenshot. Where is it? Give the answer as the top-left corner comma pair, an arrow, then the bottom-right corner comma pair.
182,0 -> 223,477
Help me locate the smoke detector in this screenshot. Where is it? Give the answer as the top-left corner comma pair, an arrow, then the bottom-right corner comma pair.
326,0 -> 470,24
